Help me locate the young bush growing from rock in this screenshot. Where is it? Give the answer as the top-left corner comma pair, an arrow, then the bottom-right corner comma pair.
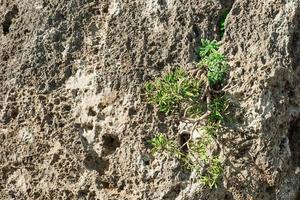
146,39 -> 231,189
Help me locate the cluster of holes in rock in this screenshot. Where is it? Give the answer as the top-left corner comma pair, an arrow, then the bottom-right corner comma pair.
6,1 -> 298,199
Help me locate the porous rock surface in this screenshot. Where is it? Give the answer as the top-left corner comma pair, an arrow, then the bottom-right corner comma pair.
0,0 -> 299,199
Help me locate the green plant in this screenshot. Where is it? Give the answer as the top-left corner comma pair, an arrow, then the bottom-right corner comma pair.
149,132 -> 223,188
208,95 -> 229,122
198,39 -> 219,58
145,82 -> 155,93
198,39 -> 228,86
201,52 -> 228,86
145,68 -> 202,115
203,124 -> 219,137
220,11 -> 229,38
200,157 -> 223,188
146,37 -> 233,189
199,41 -> 228,86
190,134 -> 213,163
184,103 -> 206,118
148,133 -> 170,154
148,133 -> 184,159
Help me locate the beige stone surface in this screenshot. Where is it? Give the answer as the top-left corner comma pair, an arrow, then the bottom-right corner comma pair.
0,0 -> 299,199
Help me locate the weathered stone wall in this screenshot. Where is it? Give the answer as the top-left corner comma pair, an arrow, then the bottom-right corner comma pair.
0,0 -> 299,199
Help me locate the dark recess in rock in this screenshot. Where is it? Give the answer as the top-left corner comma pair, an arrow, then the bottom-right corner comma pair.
179,132 -> 190,153
102,134 -> 121,154
2,5 -> 18,35
83,150 -> 109,175
288,117 -> 300,167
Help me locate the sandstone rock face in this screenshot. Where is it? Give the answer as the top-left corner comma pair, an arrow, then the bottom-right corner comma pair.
0,0 -> 299,199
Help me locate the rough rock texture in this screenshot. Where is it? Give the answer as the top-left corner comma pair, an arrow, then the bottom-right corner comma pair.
0,0 -> 299,199
222,1 -> 300,199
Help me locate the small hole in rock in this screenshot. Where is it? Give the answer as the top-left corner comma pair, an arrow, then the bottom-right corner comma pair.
98,102 -> 106,110
62,105 -> 71,112
158,122 -> 168,133
102,134 -> 120,154
179,132 -> 190,153
93,48 -> 99,54
128,107 -> 137,116
288,117 -> 300,166
83,150 -> 109,175
88,107 -> 97,116
193,25 -> 200,38
224,192 -> 233,200
53,98 -> 60,105
83,123 -> 94,131
10,107 -> 19,119
296,188 -> 300,200
77,190 -> 89,198
101,181 -> 110,189
144,160 -> 150,165
102,5 -> 109,13
38,95 -> 47,101
2,53 -> 9,61
162,184 -> 181,199
261,56 -> 266,65
24,29 -> 30,34
2,5 -> 19,35
266,186 -> 275,194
